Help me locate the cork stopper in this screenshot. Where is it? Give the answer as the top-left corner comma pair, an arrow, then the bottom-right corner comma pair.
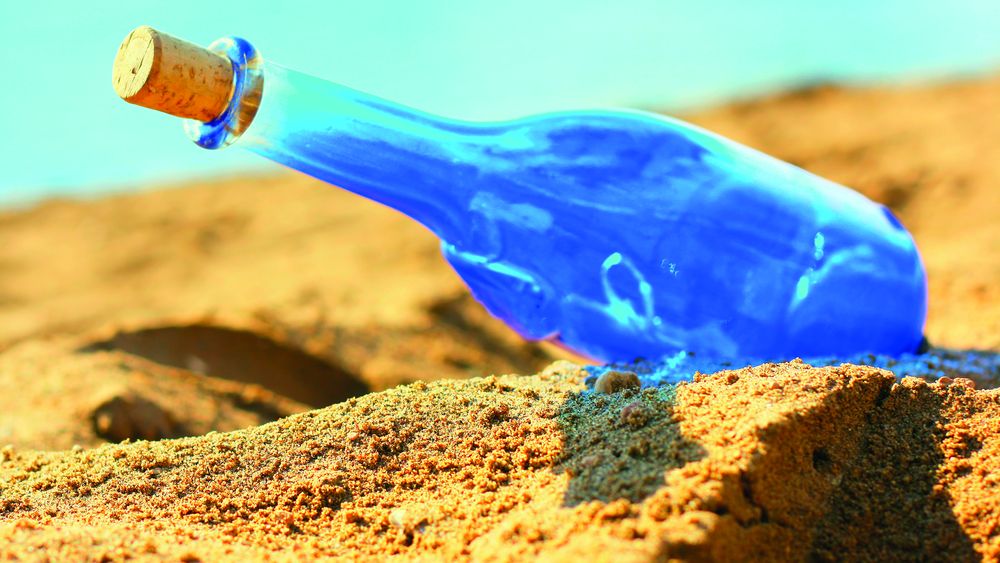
113,26 -> 235,122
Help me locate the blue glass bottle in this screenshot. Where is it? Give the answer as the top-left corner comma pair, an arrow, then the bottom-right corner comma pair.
185,36 -> 927,363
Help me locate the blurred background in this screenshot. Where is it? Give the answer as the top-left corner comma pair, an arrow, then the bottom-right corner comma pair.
1,0 -> 998,206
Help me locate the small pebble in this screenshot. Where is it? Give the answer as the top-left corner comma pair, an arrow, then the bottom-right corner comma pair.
595,370 -> 640,394
620,401 -> 650,428
952,377 -> 976,390
389,508 -> 408,530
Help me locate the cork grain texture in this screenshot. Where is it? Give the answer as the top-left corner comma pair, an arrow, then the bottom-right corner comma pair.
112,26 -> 234,122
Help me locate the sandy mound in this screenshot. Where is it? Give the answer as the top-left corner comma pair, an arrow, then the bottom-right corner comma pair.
0,76 -> 998,560
1,363 -> 997,560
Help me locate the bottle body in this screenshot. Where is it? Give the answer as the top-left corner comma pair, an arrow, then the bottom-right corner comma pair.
193,47 -> 926,362
436,111 -> 926,361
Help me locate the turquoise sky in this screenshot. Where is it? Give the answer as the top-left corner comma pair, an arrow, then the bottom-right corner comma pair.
1,0 -> 998,206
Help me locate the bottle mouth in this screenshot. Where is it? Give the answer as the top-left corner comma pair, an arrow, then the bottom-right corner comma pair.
184,36 -> 265,149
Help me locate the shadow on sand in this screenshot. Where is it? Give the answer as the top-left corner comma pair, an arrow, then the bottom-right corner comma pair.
81,324 -> 369,407
555,385 -> 706,506
554,370 -> 979,560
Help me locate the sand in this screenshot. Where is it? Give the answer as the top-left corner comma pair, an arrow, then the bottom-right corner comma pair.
0,76 -> 998,561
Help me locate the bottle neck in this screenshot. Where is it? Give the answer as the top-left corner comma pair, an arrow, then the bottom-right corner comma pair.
233,62 -> 486,240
